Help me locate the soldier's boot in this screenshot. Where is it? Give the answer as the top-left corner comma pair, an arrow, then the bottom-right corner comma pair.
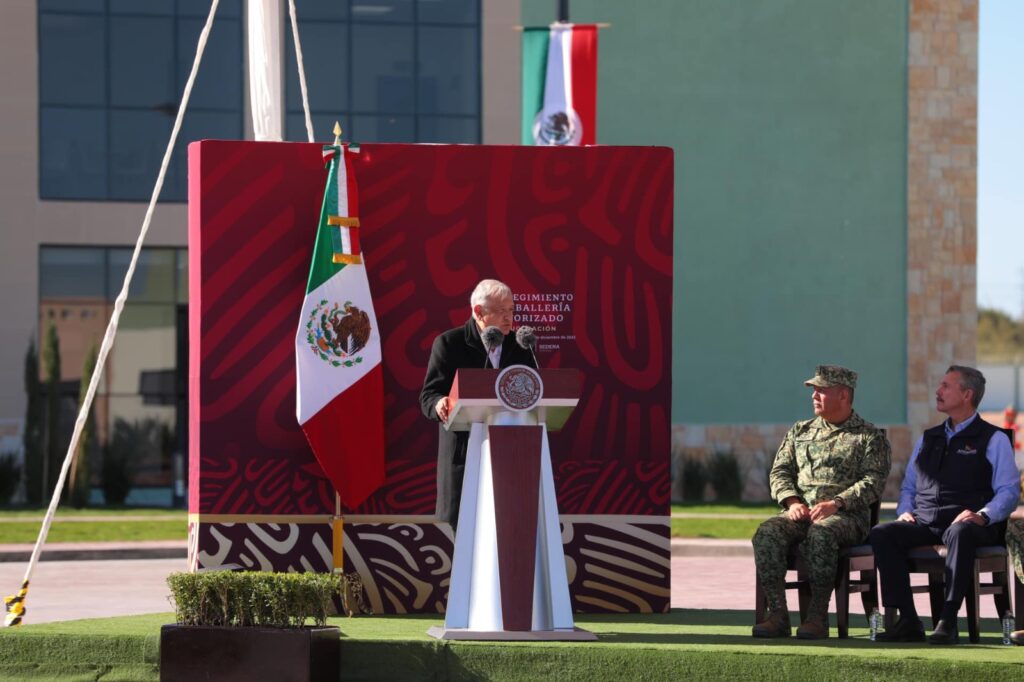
752,589 -> 791,638
796,588 -> 831,640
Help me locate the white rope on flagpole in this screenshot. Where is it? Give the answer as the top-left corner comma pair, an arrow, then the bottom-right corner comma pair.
287,0 -> 316,142
3,0 -> 222,627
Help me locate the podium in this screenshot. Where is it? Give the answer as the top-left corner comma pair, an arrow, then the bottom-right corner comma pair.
427,367 -> 596,641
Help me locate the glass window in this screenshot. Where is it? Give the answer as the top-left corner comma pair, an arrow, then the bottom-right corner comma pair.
38,3 -> 243,202
39,248 -> 106,299
39,107 -> 108,200
418,0 -> 478,24
106,304 -> 177,395
176,250 -> 188,304
38,246 -> 187,502
178,0 -> 242,19
286,22 -> 350,113
179,16 -> 244,111
110,15 -> 176,109
109,0 -> 175,15
352,24 -> 414,113
108,109 -> 174,201
351,0 -> 413,23
108,249 -> 176,303
418,26 -> 478,115
287,1 -> 479,144
286,0 -> 348,21
40,0 -> 104,11
418,115 -> 477,143
38,13 -> 106,107
351,114 -> 415,143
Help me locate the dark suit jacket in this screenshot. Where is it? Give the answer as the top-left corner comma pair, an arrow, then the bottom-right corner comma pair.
419,318 -> 537,523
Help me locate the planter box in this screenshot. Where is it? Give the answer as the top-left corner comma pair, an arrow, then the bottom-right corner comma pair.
160,624 -> 339,682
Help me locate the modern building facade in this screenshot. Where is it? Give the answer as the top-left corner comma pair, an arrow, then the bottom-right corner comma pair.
0,0 -> 978,503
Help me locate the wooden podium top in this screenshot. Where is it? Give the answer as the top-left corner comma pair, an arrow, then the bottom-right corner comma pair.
445,367 -> 580,432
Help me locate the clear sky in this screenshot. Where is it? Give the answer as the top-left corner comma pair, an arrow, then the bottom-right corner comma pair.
978,0 -> 1023,318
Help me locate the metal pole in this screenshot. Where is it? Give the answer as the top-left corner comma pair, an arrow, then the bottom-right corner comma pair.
558,0 -> 569,23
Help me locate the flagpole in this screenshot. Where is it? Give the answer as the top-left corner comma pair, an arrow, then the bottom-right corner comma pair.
558,0 -> 569,23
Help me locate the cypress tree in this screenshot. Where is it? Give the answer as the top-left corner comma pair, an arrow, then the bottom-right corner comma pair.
22,338 -> 43,505
42,323 -> 62,501
69,344 -> 98,508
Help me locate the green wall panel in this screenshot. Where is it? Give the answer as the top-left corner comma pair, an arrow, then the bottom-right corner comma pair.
523,0 -> 908,424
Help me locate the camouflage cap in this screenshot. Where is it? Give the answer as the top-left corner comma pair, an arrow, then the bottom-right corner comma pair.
804,365 -> 857,390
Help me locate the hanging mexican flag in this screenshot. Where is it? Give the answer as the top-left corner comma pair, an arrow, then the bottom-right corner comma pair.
521,23 -> 598,146
295,143 -> 384,509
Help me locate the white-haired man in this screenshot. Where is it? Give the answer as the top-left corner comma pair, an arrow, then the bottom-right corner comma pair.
419,279 -> 536,530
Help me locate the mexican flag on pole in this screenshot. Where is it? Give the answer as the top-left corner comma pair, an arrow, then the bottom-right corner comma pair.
521,23 -> 598,146
295,142 -> 384,509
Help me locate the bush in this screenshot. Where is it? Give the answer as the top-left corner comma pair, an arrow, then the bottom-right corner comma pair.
708,451 -> 742,501
0,452 -> 21,506
101,418 -> 144,505
681,458 -> 707,502
167,571 -> 344,629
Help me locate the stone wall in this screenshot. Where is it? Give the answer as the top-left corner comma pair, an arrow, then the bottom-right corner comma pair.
672,1 -> 978,503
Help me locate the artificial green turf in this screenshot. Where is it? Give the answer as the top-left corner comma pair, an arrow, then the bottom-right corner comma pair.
0,520 -> 186,544
2,610 -> 1022,681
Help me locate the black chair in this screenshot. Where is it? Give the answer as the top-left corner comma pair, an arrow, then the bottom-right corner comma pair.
754,500 -> 881,638
883,427 -> 1016,644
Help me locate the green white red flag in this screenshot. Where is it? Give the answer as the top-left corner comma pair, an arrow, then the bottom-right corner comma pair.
295,143 -> 384,509
521,23 -> 598,146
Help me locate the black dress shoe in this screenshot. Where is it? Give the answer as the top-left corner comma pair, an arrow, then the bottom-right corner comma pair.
928,619 -> 959,645
875,616 -> 925,642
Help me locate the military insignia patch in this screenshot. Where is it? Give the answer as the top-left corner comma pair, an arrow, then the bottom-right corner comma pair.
305,299 -> 371,368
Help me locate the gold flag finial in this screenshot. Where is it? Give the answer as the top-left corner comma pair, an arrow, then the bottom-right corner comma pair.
333,121 -> 343,145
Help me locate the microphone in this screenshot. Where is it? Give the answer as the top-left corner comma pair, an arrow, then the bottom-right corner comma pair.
481,325 -> 504,368
515,325 -> 540,368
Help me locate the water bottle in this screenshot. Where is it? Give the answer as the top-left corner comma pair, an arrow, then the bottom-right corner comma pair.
1002,610 -> 1014,646
869,607 -> 881,641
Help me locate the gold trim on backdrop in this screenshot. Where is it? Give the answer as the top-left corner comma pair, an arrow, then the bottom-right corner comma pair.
188,513 -> 665,525
332,254 -> 362,264
332,516 -> 344,572
327,215 -> 360,227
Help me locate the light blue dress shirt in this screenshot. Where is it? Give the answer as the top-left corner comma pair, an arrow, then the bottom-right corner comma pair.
896,413 -> 1021,523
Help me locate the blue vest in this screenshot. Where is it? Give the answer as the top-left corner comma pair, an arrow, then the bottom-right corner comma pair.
913,416 -> 997,527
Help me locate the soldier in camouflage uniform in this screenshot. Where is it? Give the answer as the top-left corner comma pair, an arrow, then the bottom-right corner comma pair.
752,365 -> 892,640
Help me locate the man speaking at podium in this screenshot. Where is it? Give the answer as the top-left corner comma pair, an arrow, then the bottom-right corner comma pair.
420,279 -> 537,531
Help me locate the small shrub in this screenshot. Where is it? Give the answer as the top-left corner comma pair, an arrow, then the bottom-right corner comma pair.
167,571 -> 346,628
708,451 -> 742,501
101,418 -> 144,505
0,452 -> 21,505
681,458 -> 707,502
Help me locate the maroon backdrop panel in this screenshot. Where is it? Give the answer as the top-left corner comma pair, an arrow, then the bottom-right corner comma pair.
189,141 -> 673,516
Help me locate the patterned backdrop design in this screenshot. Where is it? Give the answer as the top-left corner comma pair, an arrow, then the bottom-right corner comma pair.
190,141 -> 672,517
189,141 -> 673,611
192,519 -> 670,615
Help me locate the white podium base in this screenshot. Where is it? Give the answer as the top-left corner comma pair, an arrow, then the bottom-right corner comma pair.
426,625 -> 597,641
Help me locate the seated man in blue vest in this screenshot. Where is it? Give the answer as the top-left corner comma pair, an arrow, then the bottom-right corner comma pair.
870,365 -> 1020,644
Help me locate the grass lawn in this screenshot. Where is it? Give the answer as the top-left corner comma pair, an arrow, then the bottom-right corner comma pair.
0,508 -> 187,544
0,520 -> 186,543
672,517 -> 765,539
0,508 -> 184,519
671,503 -> 779,516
